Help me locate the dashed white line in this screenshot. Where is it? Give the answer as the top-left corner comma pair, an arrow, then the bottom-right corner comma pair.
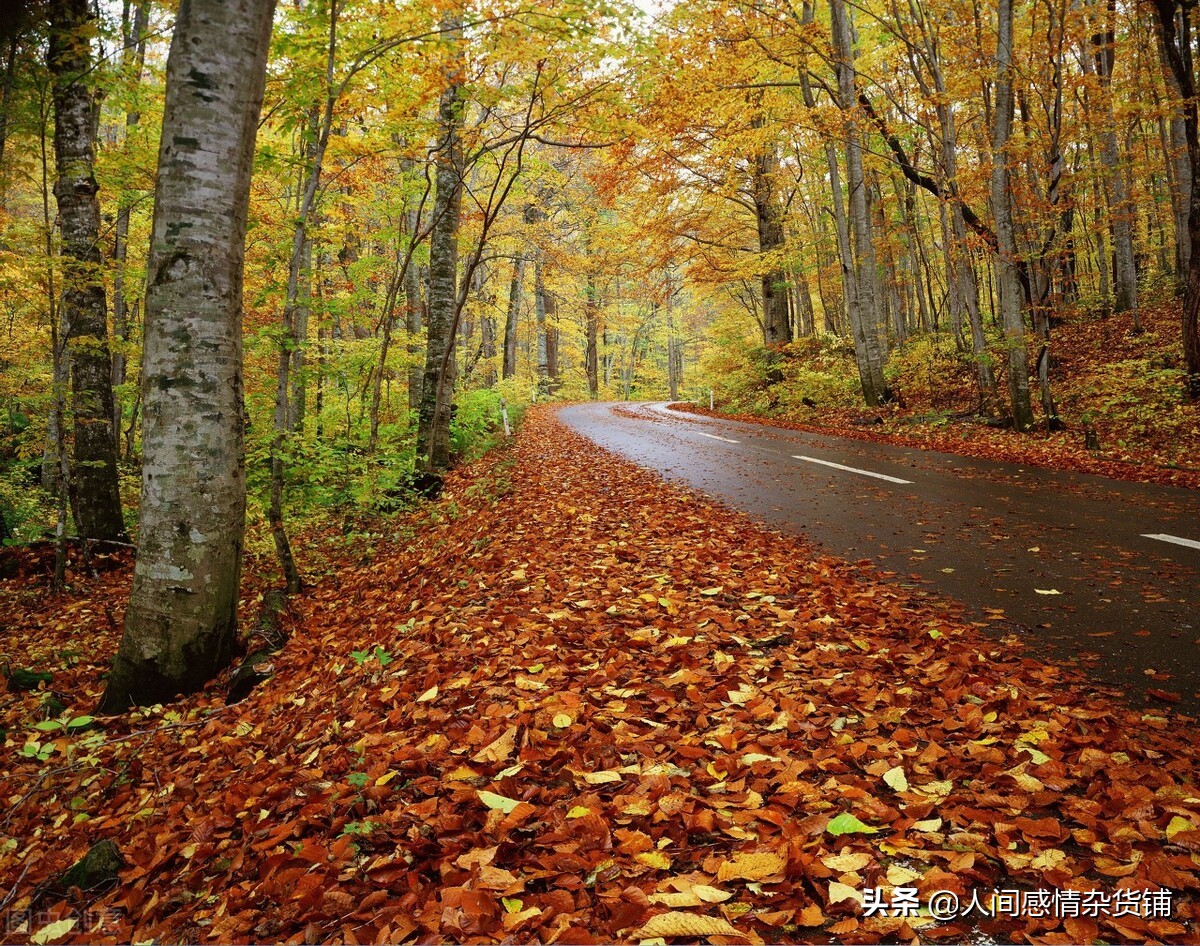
1142,533 -> 1200,551
792,455 -> 913,485
696,431 -> 740,444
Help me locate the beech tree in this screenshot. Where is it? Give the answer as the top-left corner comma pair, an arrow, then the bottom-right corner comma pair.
48,0 -> 125,540
1152,0 -> 1200,398
101,0 -> 276,711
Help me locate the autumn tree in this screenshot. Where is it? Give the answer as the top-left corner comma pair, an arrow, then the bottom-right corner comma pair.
1151,0 -> 1200,398
101,0 -> 276,711
48,0 -> 125,539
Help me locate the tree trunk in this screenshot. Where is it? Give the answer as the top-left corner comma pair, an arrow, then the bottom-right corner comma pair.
586,271 -> 599,398
415,13 -> 464,472
752,116 -> 791,349
111,0 -> 149,417
502,257 -> 523,379
101,0 -> 275,711
534,254 -> 549,383
1154,0 -> 1200,395
829,0 -> 889,406
404,179 -> 424,410
990,0 -> 1035,428
48,0 -> 125,541
1091,0 -> 1138,316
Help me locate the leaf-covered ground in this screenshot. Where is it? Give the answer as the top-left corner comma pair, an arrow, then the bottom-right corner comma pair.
3,407 -> 1200,944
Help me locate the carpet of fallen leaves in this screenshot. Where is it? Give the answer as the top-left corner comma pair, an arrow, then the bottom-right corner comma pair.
3,407 -> 1200,945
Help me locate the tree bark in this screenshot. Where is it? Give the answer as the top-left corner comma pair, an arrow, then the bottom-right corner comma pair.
101,0 -> 275,711
502,257 -> 523,379
586,271 -> 599,398
111,0 -> 149,413
829,0 -> 889,406
1091,0 -> 1137,316
751,115 -> 791,348
48,0 -> 125,541
415,12 -> 464,472
1153,0 -> 1200,396
990,0 -> 1035,428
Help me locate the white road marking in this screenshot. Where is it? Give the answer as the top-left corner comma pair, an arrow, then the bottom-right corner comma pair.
1142,533 -> 1200,551
696,431 -> 740,444
793,455 -> 913,485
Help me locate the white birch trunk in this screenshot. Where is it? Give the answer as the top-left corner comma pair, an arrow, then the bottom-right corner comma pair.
102,0 -> 276,710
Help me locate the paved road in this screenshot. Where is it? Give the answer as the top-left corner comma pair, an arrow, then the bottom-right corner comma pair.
558,401 -> 1200,715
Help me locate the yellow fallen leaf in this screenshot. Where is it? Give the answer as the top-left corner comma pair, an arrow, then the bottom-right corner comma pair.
636,850 -> 672,870
567,806 -> 591,819
882,766 -> 908,792
822,852 -> 871,873
915,779 -> 952,799
887,863 -> 921,885
1031,848 -> 1067,871
716,850 -> 786,882
582,770 -> 622,784
634,912 -> 744,940
31,920 -> 77,945
828,881 -> 863,905
472,725 -> 518,763
416,685 -> 438,703
552,712 -> 573,728
1166,815 -> 1195,840
477,790 -> 520,813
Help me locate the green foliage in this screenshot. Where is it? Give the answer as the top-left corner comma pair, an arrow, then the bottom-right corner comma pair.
0,460 -> 53,543
451,382 -> 528,461
349,645 -> 393,667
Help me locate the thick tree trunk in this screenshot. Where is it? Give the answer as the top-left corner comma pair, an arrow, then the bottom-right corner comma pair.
415,13 -> 464,472
752,119 -> 791,348
48,0 -> 125,541
829,0 -> 889,406
101,0 -> 275,711
1153,0 -> 1200,394
990,0 -> 1035,429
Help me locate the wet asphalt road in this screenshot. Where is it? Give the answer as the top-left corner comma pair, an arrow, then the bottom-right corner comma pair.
558,401 -> 1200,716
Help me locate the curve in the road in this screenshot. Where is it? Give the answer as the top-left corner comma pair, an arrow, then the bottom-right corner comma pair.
558,401 -> 1200,716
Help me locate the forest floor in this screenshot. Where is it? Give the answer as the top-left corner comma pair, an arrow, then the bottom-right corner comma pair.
3,408 -> 1200,944
687,299 -> 1200,490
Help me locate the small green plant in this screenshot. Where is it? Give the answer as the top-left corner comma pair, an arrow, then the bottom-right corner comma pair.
347,771 -> 369,789
33,713 -> 95,735
340,820 -> 377,837
20,739 -> 55,762
349,645 -> 393,667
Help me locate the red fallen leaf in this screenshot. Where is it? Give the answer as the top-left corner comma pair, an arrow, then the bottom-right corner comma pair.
1148,688 -> 1181,703
1013,816 -> 1067,841
1065,917 -> 1100,942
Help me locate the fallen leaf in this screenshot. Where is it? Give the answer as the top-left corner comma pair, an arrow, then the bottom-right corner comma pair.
634,912 -> 747,940
826,812 -> 878,835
